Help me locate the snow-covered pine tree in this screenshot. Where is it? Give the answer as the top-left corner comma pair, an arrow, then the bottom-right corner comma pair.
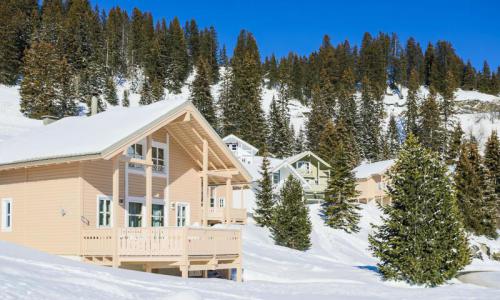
190,57 -> 217,127
418,88 -> 442,152
484,130 -> 500,199
386,115 -> 401,158
446,123 -> 464,165
454,140 -> 498,238
165,17 -> 189,94
294,127 -> 306,154
270,175 -> 312,251
306,84 -> 330,152
104,76 -> 118,106
322,142 -> 361,233
151,77 -> 165,102
122,89 -> 130,107
369,134 -> 470,286
140,76 -> 154,105
404,69 -> 420,136
267,95 -> 293,158
254,150 -> 274,227
358,76 -> 382,161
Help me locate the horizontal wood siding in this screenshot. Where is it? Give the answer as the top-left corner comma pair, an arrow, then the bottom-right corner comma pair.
0,164 -> 80,255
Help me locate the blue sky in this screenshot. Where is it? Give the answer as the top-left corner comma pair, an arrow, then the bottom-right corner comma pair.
92,0 -> 500,70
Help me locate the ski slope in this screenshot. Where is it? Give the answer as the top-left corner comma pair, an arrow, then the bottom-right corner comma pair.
1,203 -> 499,300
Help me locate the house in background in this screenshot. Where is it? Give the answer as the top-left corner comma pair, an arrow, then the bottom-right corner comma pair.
353,159 -> 394,205
0,99 -> 251,281
222,135 -> 331,212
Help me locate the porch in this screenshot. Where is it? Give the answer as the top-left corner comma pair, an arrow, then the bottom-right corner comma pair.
81,226 -> 242,281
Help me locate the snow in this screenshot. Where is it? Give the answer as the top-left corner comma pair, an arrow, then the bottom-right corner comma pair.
0,97 -> 188,166
1,203 -> 500,299
353,159 -> 395,179
243,155 -> 285,181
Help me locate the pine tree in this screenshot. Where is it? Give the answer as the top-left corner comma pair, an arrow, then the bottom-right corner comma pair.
306,85 -> 330,152
405,69 -> 420,136
268,95 -> 293,158
387,115 -> 401,158
254,151 -> 275,227
150,77 -> 164,102
190,58 -> 216,127
369,135 -> 470,286
104,76 -> 118,105
359,76 -> 382,161
139,76 -> 153,105
461,61 -> 476,91
419,88 -> 442,152
454,140 -> 498,238
446,124 -> 464,165
322,142 -> 361,233
294,127 -> 306,154
484,131 -> 500,198
20,41 -> 78,119
478,61 -> 492,94
122,89 -> 129,107
270,175 -> 312,251
165,17 -> 189,93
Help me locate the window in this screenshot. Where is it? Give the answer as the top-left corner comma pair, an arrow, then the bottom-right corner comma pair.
2,198 -> 12,231
97,196 -> 112,227
152,204 -> 164,227
152,146 -> 166,173
128,202 -> 143,227
297,161 -> 311,173
210,197 -> 215,208
218,197 -> 225,208
176,203 -> 188,227
272,172 -> 280,184
128,143 -> 144,169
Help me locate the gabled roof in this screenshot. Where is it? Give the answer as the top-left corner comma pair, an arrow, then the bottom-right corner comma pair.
222,134 -> 259,153
278,151 -> 331,170
243,156 -> 285,181
353,159 -> 395,179
0,100 -> 253,183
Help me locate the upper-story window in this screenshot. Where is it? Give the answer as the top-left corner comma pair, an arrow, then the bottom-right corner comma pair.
152,146 -> 165,172
297,161 -> 311,173
226,143 -> 237,151
272,171 -> 280,185
128,143 -> 144,169
127,141 -> 167,174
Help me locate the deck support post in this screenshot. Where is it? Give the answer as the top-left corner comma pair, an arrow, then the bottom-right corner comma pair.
236,265 -> 242,282
225,178 -> 232,224
180,265 -> 189,278
112,156 -> 120,268
145,264 -> 152,273
145,135 -> 153,227
202,139 -> 209,227
202,270 -> 208,278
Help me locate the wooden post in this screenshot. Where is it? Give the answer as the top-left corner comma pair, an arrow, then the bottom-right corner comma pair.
112,156 -> 120,268
165,132 -> 170,226
180,265 -> 189,278
225,178 -> 232,224
236,265 -> 242,282
202,139 -> 208,227
145,264 -> 152,273
145,135 -> 153,227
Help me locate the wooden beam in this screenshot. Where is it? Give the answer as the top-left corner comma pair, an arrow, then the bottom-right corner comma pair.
112,156 -> 120,268
206,169 -> 239,178
119,156 -> 153,166
202,139 -> 209,227
167,129 -> 202,168
191,126 -> 229,169
145,135 -> 153,227
225,177 -> 232,224
193,143 -> 217,170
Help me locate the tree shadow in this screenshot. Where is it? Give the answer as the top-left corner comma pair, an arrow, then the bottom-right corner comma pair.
356,265 -> 379,274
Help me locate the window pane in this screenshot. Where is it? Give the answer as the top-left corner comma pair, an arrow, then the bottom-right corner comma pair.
129,216 -> 142,227
99,200 -> 104,211
129,202 -> 142,214
136,144 -> 143,156
99,213 -> 104,226
152,147 -> 157,158
158,148 -> 164,160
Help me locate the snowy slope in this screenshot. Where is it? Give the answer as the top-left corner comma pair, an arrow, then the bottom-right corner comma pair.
1,203 -> 500,300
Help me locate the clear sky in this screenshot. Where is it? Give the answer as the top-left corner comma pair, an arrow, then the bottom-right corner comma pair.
91,0 -> 500,70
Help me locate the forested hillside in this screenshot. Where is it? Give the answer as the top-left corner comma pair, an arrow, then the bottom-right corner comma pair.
1,0 -> 500,164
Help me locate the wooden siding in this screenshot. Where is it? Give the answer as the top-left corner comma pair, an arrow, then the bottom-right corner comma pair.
0,164 -> 80,255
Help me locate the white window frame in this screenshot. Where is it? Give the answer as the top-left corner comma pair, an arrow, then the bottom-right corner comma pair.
127,140 -> 168,177
218,197 -> 225,208
297,161 -> 311,172
175,202 -> 190,227
1,198 -> 12,232
272,171 -> 280,185
125,196 -> 167,228
96,195 -> 112,228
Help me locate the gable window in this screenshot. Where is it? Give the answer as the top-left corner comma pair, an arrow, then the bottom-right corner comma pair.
152,204 -> 164,227
152,146 -> 165,173
272,172 -> 280,184
97,196 -> 112,227
127,143 -> 144,169
176,203 -> 189,227
297,161 -> 311,173
128,202 -> 143,227
1,198 -> 12,231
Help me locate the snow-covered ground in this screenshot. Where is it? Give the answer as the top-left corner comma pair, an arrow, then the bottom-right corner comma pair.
1,203 -> 499,300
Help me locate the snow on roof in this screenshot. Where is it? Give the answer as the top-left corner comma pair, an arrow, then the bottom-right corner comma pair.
280,151 -> 331,169
243,156 -> 284,181
222,134 -> 259,152
0,98 -> 189,166
353,159 -> 395,179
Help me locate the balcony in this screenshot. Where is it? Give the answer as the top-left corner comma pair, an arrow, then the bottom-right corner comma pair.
206,207 -> 247,224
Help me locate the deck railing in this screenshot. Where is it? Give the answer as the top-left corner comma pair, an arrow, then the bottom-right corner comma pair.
81,227 -> 241,258
206,207 -> 247,223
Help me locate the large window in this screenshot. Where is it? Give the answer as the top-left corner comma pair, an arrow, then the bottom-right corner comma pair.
272,171 -> 280,185
97,196 -> 112,227
176,203 -> 188,227
1,198 -> 12,231
127,143 -> 144,169
152,146 -> 165,173
152,204 -> 164,227
128,202 -> 143,227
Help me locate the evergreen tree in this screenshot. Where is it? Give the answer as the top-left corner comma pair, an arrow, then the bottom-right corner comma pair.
254,151 -> 275,227
454,140 -> 498,238
446,124 -> 464,165
461,61 -> 476,91
359,76 -> 382,161
218,66 -> 236,136
165,17 -> 189,93
139,76 -> 153,105
306,84 -> 330,152
268,95 -> 293,158
484,131 -> 500,198
190,58 -> 216,127
122,89 -> 129,107
270,175 -> 312,251
387,115 -> 401,158
319,119 -> 360,169
322,142 -> 361,233
20,41 -> 78,119
419,88 -> 442,152
294,127 -> 306,154
369,135 -> 470,286
405,69 -> 420,136
477,61 -> 492,94
150,77 -> 164,102
104,76 -> 118,105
